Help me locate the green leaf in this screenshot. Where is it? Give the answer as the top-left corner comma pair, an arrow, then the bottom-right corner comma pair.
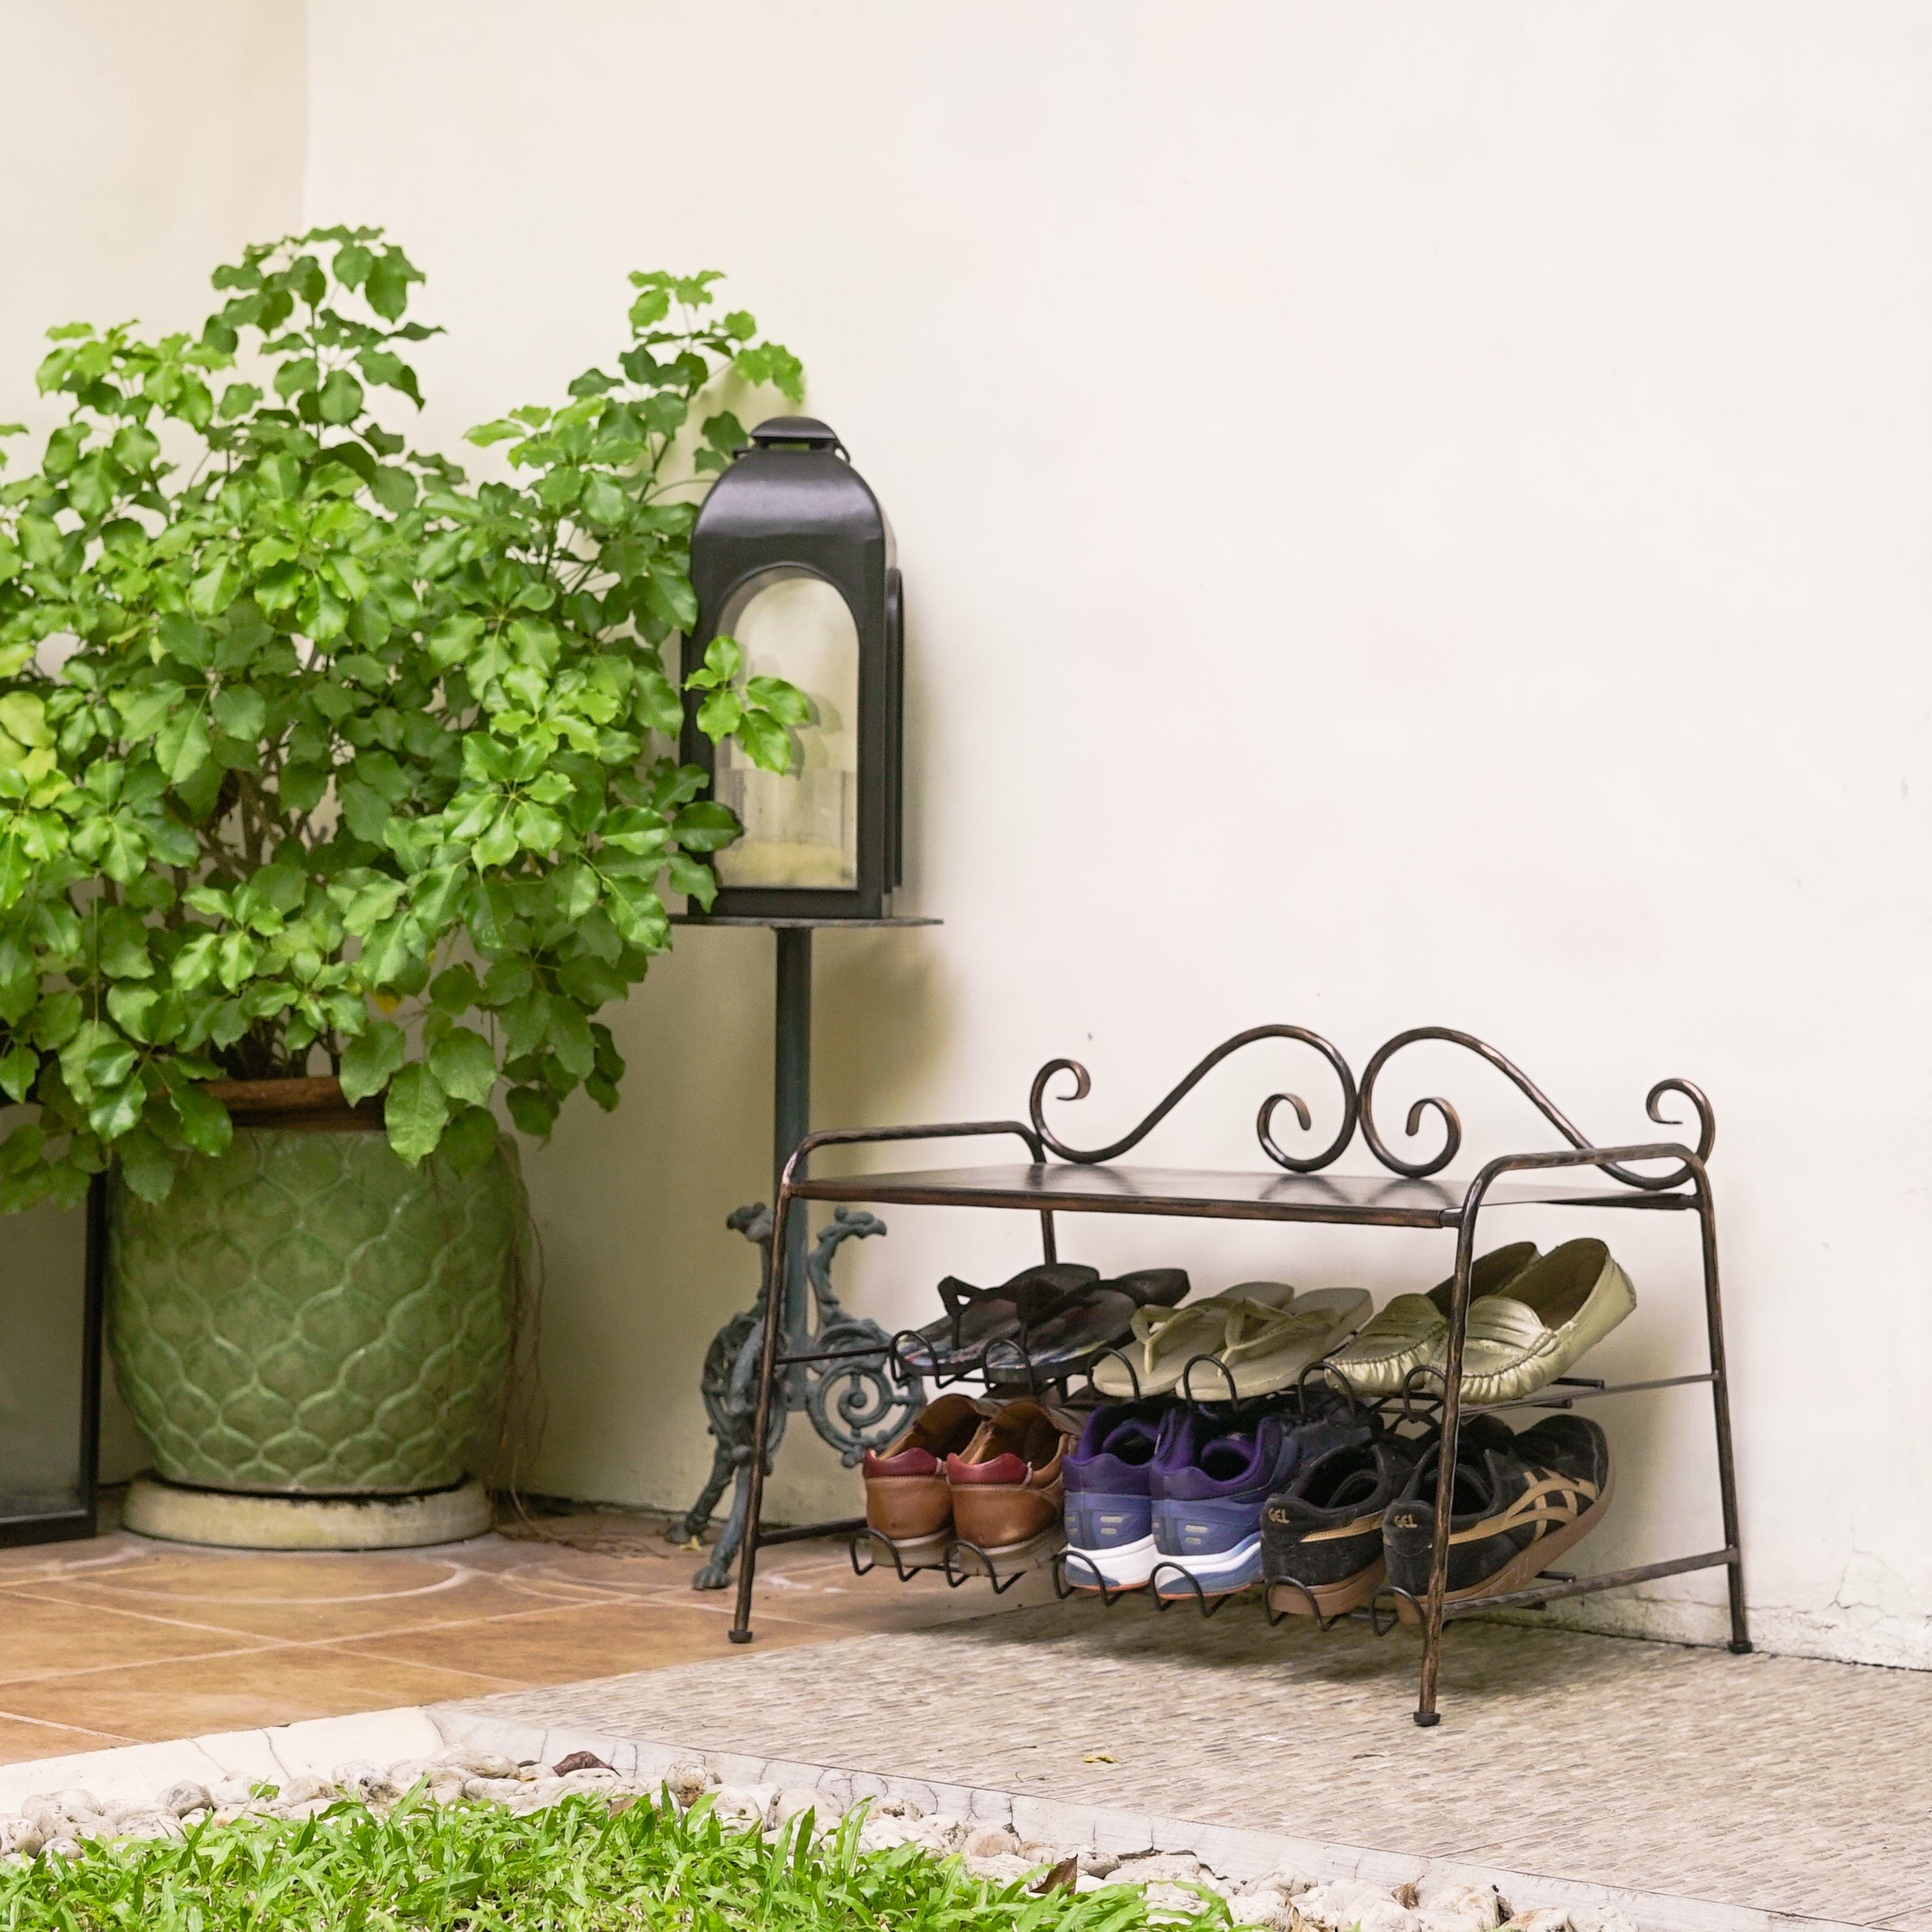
745,675 -> 811,727
429,963 -> 482,1013
317,369 -> 365,424
668,852 -> 717,911
339,1016 -> 405,1104
158,613 -> 212,669
88,1079 -> 145,1140
548,1002 -> 596,1081
734,707 -> 792,774
155,709 -> 212,785
0,693 -> 52,748
700,634 -> 742,683
212,686 -> 267,742
106,985 -> 159,1039
365,247 -> 418,321
429,1025 -> 496,1106
170,1084 -> 233,1157
581,475 -> 629,526
170,931 -> 220,991
506,1084 -> 558,1139
188,555 -> 242,618
114,680 -> 186,745
632,668 -> 683,737
340,779 -> 394,844
695,687 -> 742,741
439,1102 -> 499,1173
384,1060 -> 448,1165
0,1043 -> 37,1102
274,355 -> 321,400
116,1126 -> 176,1202
672,801 -> 741,853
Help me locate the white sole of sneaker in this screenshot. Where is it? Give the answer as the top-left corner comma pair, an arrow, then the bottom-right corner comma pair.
1152,1534 -> 1263,1598
1064,1534 -> 1158,1592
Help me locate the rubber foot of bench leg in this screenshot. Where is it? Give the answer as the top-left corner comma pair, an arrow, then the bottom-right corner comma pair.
1413,1710 -> 1441,1727
1728,1639 -> 1754,1654
729,1629 -> 754,1645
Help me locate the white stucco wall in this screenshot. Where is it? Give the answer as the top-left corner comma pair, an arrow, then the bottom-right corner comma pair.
0,0 -> 310,1485
295,0 -> 1932,1668
6,2 -> 1928,1669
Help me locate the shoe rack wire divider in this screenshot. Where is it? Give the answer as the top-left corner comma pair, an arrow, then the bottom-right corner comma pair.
729,1024 -> 1750,1725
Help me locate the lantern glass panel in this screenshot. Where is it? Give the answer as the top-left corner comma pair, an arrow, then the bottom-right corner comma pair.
715,572 -> 859,891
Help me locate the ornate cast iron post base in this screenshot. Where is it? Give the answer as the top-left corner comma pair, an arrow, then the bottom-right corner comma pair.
673,1202 -> 924,1590
667,917 -> 938,1592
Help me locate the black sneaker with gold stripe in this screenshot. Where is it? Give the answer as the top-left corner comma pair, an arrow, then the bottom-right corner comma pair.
1381,1414 -> 1612,1615
1261,1435 -> 1421,1618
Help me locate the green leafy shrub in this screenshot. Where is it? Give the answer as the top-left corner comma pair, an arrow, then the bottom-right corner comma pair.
0,229 -> 807,1208
0,1792 -> 1229,1932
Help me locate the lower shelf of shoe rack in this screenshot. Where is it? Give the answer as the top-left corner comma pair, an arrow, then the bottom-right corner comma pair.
844,1524 -> 1741,1638
814,1354 -> 1742,1642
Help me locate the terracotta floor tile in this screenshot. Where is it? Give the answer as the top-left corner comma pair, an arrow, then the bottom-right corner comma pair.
0,1647 -> 519,1742
15,1565 -> 618,1642
0,1587 -> 275,1682
334,1596 -> 831,1686
45,1549 -> 468,1599
0,1714 -> 137,1759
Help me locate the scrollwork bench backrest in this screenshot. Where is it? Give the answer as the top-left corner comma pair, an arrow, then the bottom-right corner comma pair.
1027,1024 -> 1712,1193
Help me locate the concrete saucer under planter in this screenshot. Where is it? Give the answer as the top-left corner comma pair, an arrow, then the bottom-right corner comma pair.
108,1076 -> 520,1551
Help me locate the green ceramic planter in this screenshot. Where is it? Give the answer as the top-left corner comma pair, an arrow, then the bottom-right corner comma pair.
107,1118 -> 520,1496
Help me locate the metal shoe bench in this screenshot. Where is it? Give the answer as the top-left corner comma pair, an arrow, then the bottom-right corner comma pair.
726,1024 -> 1750,1725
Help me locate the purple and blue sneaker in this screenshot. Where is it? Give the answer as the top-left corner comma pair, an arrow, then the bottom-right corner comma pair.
1062,1400 -> 1169,1591
1151,1402 -> 1371,1599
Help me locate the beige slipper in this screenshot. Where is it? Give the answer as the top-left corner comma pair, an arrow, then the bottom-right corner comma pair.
1090,1281 -> 1297,1398
1190,1287 -> 1373,1400
1429,1238 -> 1635,1405
1323,1243 -> 1539,1396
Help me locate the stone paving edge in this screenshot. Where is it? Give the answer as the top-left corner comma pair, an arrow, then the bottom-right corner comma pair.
424,1703 -> 1871,1932
0,1700 -> 1873,1932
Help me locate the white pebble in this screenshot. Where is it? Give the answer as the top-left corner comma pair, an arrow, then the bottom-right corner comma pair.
1122,1852 -> 1206,1883
961,1823 -> 1019,1861
1419,1884 -> 1505,1932
0,1823 -> 44,1858
663,1761 -> 718,1809
1566,1912 -> 1635,1932
464,1776 -> 524,1802
119,1813 -> 186,1842
159,1782 -> 212,1819
1298,1879 -> 1421,1932
772,1788 -> 844,1829
708,1784 -> 774,1831
964,1851 -> 1037,1886
857,1814 -> 921,1852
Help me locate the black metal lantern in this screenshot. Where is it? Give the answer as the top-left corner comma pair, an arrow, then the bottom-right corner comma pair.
682,417 -> 902,919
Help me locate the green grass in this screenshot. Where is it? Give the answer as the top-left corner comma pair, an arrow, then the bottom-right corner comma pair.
0,1791 -> 1230,1932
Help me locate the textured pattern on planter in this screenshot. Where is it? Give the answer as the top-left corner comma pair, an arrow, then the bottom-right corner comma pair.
108,1130 -> 520,1494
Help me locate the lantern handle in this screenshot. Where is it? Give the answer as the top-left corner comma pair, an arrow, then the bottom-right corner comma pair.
748,416 -> 849,460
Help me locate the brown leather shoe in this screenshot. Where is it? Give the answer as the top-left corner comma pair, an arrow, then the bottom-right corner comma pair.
946,1399 -> 1075,1573
861,1394 -> 990,1562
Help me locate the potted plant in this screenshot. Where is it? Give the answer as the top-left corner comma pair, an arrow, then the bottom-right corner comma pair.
0,229 -> 810,1545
